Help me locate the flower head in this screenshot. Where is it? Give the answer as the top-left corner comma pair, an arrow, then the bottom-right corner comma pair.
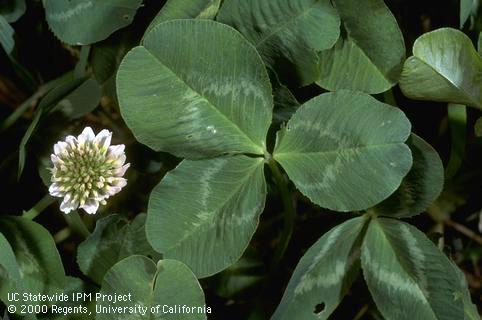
49,127 -> 129,214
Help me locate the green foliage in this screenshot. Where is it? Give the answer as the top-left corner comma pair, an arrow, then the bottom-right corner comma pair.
372,134 -> 444,218
1,1 -> 481,319
317,0 -> 405,94
97,256 -> 207,319
117,20 -> 272,158
0,16 -> 14,54
0,0 -> 26,23
147,156 -> 266,278
18,75 -> 101,177
218,0 -> 340,86
0,217 -> 67,318
43,0 -> 142,45
77,214 -> 160,284
400,28 -> 482,109
0,0 -> 25,54
272,216 -> 367,320
273,90 -> 412,211
361,218 -> 473,320
146,0 -> 221,33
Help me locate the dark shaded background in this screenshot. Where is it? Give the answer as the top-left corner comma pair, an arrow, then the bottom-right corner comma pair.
0,0 -> 481,319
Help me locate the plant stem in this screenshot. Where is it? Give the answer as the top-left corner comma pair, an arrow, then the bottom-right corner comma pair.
54,227 -> 72,243
446,219 -> 482,245
353,304 -> 369,320
22,194 -> 56,220
268,159 -> 296,266
64,211 -> 90,239
0,71 -> 73,132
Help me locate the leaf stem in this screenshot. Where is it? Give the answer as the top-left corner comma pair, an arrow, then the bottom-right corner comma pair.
268,159 -> 296,265
445,219 -> 482,245
22,194 -> 56,220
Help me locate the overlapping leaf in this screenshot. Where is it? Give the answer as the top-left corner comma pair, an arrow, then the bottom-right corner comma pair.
117,19 -> 273,159
18,76 -> 100,178
317,0 -> 405,94
478,32 -> 481,54
361,218 -> 468,320
0,15 -> 14,54
218,0 -> 340,86
146,156 -> 266,278
97,256 -> 206,320
146,0 -> 221,33
0,0 -> 26,23
372,134 -> 444,218
77,214 -> 160,284
272,216 -> 368,320
400,28 -> 482,109
43,0 -> 142,45
273,90 -> 412,211
0,233 -> 24,309
0,217 -> 66,306
460,0 -> 476,28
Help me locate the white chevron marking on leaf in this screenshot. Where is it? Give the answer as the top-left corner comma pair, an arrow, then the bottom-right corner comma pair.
46,1 -> 94,21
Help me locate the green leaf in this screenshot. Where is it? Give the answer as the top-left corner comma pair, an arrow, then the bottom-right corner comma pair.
43,0 -> 142,45
146,155 -> 266,278
91,32 -> 136,84
17,76 -> 96,178
452,261 -> 480,320
372,134 -> 444,218
478,32 -> 481,55
49,77 -> 101,119
400,28 -> 482,109
77,214 -> 160,284
317,0 -> 405,94
0,15 -> 14,54
117,19 -> 272,159
460,0 -> 476,28
0,0 -> 26,23
270,69 -> 300,125
445,104 -> 467,179
361,218 -> 469,320
214,257 -> 264,298
217,0 -> 340,86
475,117 -> 482,137
273,90 -> 412,211
272,216 -> 368,320
0,217 -> 66,299
146,0 -> 221,34
0,232 -> 24,306
97,256 -> 207,320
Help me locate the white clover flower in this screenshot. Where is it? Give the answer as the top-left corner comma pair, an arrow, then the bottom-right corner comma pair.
49,127 -> 129,214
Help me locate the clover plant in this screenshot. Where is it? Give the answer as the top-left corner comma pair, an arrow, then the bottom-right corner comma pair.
0,0 -> 481,319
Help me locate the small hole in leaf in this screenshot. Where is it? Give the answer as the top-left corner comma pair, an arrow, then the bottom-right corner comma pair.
123,14 -> 130,20
313,303 -> 325,314
187,134 -> 193,139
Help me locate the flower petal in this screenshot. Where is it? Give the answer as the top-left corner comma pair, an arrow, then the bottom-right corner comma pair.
50,154 -> 63,167
107,145 -> 125,159
60,197 -> 77,214
80,199 -> 100,214
94,129 -> 112,150
49,183 -> 65,197
79,127 -> 95,142
114,154 -> 126,167
53,141 -> 68,155
65,135 -> 78,149
114,164 -> 130,177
